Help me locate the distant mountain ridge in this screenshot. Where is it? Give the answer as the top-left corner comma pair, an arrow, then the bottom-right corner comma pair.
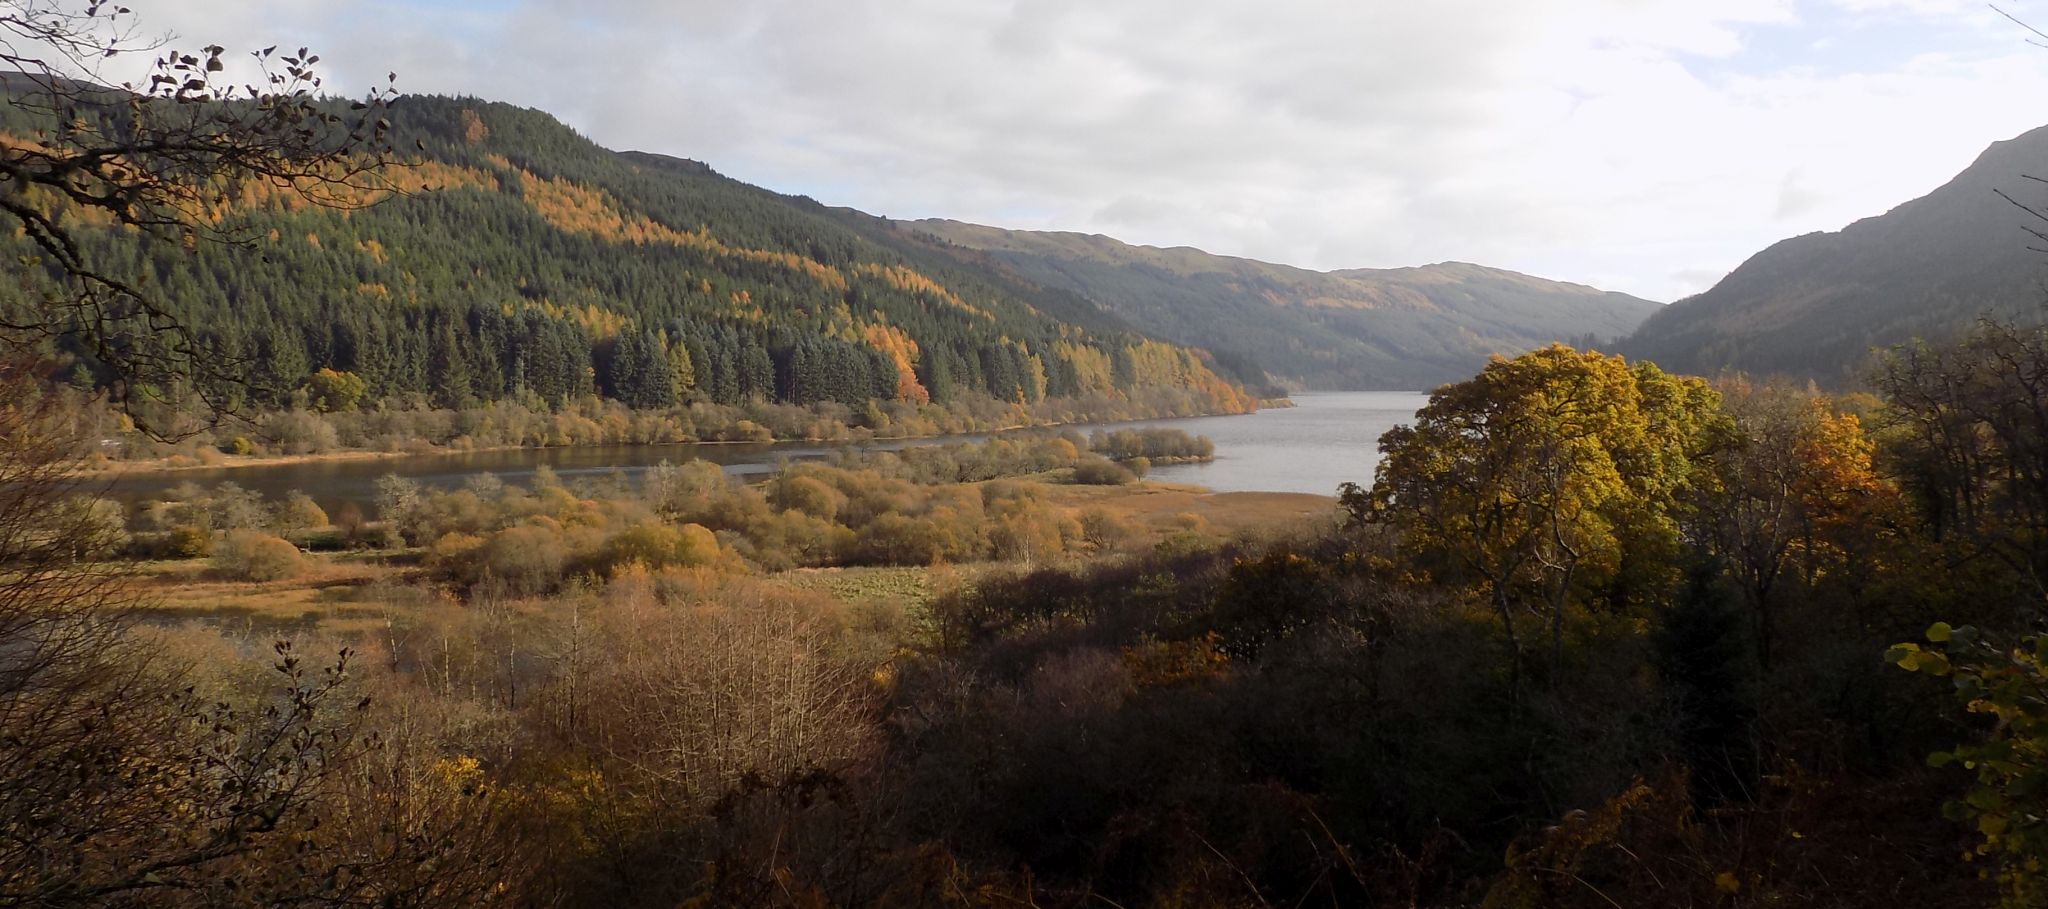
1623,124 -> 2048,383
2,79 -> 1673,402
904,219 -> 1663,390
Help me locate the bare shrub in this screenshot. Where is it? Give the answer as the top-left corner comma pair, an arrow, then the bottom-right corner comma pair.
482,523 -> 570,595
1078,506 -> 1140,553
259,408 -> 341,454
572,580 -> 876,805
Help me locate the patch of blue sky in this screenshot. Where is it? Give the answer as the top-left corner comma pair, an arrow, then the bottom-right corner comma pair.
1690,4 -> 2032,80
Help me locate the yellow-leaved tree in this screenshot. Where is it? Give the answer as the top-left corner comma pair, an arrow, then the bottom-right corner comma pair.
1346,345 -> 1727,698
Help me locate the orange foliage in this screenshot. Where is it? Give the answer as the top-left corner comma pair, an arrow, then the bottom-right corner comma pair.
1792,405 -> 1897,572
861,323 -> 930,404
459,108 -> 490,145
1055,341 -> 1115,394
854,263 -> 990,320
184,157 -> 497,221
513,170 -> 849,294
1121,339 -> 1255,412
518,300 -> 632,340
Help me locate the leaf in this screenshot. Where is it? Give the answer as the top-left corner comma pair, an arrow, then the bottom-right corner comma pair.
1967,787 -> 2004,811
1928,622 -> 1953,643
1908,651 -> 1953,675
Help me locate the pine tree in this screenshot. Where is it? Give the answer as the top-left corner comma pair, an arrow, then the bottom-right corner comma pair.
429,323 -> 474,408
617,329 -> 675,409
254,324 -> 309,406
604,330 -> 645,402
740,339 -> 774,402
710,346 -> 739,405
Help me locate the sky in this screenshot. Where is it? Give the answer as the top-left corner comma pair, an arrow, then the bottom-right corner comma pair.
119,0 -> 2048,301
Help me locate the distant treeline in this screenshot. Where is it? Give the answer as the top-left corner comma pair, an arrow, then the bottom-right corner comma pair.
79,382 -> 1230,467
1088,427 -> 1216,462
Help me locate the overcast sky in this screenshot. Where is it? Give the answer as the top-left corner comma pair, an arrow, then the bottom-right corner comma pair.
131,0 -> 2048,301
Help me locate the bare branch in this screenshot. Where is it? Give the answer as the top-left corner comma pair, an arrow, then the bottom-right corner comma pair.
1993,3 -> 2048,47
0,1 -> 400,435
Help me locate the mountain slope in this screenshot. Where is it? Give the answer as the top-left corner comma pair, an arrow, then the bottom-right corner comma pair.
1,91 -> 1250,415
1623,124 -> 2048,383
903,219 -> 1663,389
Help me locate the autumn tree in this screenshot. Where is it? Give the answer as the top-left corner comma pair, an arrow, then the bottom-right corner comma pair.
1350,345 -> 1726,696
1688,380 -> 1892,669
306,366 -> 366,412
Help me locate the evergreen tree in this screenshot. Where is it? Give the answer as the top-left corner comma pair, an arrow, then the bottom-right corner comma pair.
739,339 -> 775,402
254,324 -> 309,405
429,323 -> 474,408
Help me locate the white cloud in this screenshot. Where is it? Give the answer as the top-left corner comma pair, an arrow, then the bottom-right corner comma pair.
121,0 -> 2048,301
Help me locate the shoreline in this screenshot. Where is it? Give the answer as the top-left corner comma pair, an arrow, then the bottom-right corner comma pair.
82,403 -> 1273,479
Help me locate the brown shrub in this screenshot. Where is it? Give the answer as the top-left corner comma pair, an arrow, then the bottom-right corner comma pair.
1078,507 -> 1140,553
1072,457 -> 1137,486
166,524 -> 214,558
768,474 -> 848,521
602,521 -> 720,573
425,531 -> 488,582
481,523 -> 569,595
212,530 -> 306,582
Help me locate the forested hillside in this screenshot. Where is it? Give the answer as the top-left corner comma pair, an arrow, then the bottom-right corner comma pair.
7,15 -> 2048,905
1624,123 -> 2048,382
0,91 -> 1251,417
906,218 -> 1662,389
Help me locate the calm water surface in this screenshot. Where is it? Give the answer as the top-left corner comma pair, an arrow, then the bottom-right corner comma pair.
99,391 -> 1427,510
1091,391 -> 1428,495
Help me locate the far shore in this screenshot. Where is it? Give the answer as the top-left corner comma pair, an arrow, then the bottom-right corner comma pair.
79,404 -> 1270,479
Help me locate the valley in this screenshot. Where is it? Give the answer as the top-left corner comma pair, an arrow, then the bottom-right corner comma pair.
5,5 -> 2048,907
